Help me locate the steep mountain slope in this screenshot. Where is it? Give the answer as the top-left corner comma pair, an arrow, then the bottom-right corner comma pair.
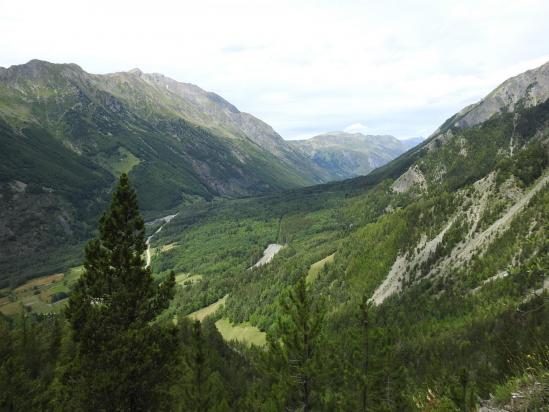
146,60 -> 549,409
98,68 -> 329,181
437,60 -> 549,131
290,132 -> 420,180
0,60 -> 327,285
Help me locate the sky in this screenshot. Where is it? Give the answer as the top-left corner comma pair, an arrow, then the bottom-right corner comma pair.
1,0 -> 549,140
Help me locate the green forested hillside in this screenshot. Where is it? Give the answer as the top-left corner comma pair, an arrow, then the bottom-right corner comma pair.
0,60 -> 327,286
144,87 -> 549,409
1,62 -> 549,411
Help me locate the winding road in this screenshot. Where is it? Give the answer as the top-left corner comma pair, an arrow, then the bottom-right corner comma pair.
145,214 -> 177,267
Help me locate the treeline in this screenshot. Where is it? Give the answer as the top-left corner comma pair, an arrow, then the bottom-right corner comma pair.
2,265 -> 546,411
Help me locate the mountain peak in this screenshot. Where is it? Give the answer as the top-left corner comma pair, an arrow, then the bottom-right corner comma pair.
27,58 -> 51,66
23,59 -> 83,71
128,68 -> 143,76
432,60 -> 549,138
0,59 -> 85,84
290,131 -> 414,180
310,131 -> 399,144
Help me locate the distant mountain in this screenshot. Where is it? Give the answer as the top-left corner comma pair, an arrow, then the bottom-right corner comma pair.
289,132 -> 421,180
0,59 -> 328,284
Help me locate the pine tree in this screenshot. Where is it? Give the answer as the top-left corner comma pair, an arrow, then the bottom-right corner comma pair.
182,320 -> 210,412
177,319 -> 230,412
359,296 -> 371,412
268,275 -> 325,411
64,174 -> 176,411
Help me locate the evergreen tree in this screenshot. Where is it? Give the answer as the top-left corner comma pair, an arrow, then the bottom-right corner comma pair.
359,296 -> 371,412
0,314 -> 63,411
177,319 -> 230,412
267,275 -> 325,411
64,174 -> 176,411
181,320 -> 210,412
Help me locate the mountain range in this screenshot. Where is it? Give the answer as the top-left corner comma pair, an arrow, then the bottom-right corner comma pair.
0,60 -> 323,283
0,60 -> 417,284
290,132 -> 422,180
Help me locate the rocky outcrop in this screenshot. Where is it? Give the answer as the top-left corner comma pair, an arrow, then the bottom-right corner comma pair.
426,61 -> 549,144
391,165 -> 427,193
457,61 -> 549,129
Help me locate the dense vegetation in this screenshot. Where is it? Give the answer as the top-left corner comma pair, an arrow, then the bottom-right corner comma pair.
1,73 -> 549,410
149,103 -> 549,409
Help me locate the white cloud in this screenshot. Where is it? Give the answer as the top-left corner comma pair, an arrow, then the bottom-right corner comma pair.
1,0 -> 549,139
343,123 -> 369,135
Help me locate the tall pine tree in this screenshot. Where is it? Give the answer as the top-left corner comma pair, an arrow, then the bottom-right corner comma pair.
64,174 -> 176,411
267,275 -> 325,411
359,296 -> 371,412
177,319 -> 230,412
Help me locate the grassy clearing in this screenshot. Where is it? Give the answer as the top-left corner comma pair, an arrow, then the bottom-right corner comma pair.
0,301 -> 23,316
175,273 -> 203,286
112,147 -> 141,175
188,295 -> 228,321
149,242 -> 178,262
65,266 -> 84,283
306,253 -> 335,284
0,266 -> 83,316
215,318 -> 267,347
95,146 -> 141,177
14,273 -> 64,293
160,243 -> 178,253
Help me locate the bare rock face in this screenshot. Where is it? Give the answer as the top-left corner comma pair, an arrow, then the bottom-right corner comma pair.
391,165 -> 427,193
428,60 -> 549,140
457,61 -> 549,128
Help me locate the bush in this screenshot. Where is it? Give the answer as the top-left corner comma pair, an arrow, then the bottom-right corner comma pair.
51,291 -> 68,302
512,141 -> 548,185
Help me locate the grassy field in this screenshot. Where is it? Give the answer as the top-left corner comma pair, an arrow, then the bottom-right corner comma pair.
187,294 -> 228,321
150,242 -> 180,262
0,266 -> 83,316
215,318 -> 266,347
14,272 -> 65,293
0,301 -> 24,316
185,294 -> 266,346
95,146 -> 141,177
306,253 -> 335,284
111,147 -> 141,175
175,273 -> 203,286
160,243 -> 178,253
